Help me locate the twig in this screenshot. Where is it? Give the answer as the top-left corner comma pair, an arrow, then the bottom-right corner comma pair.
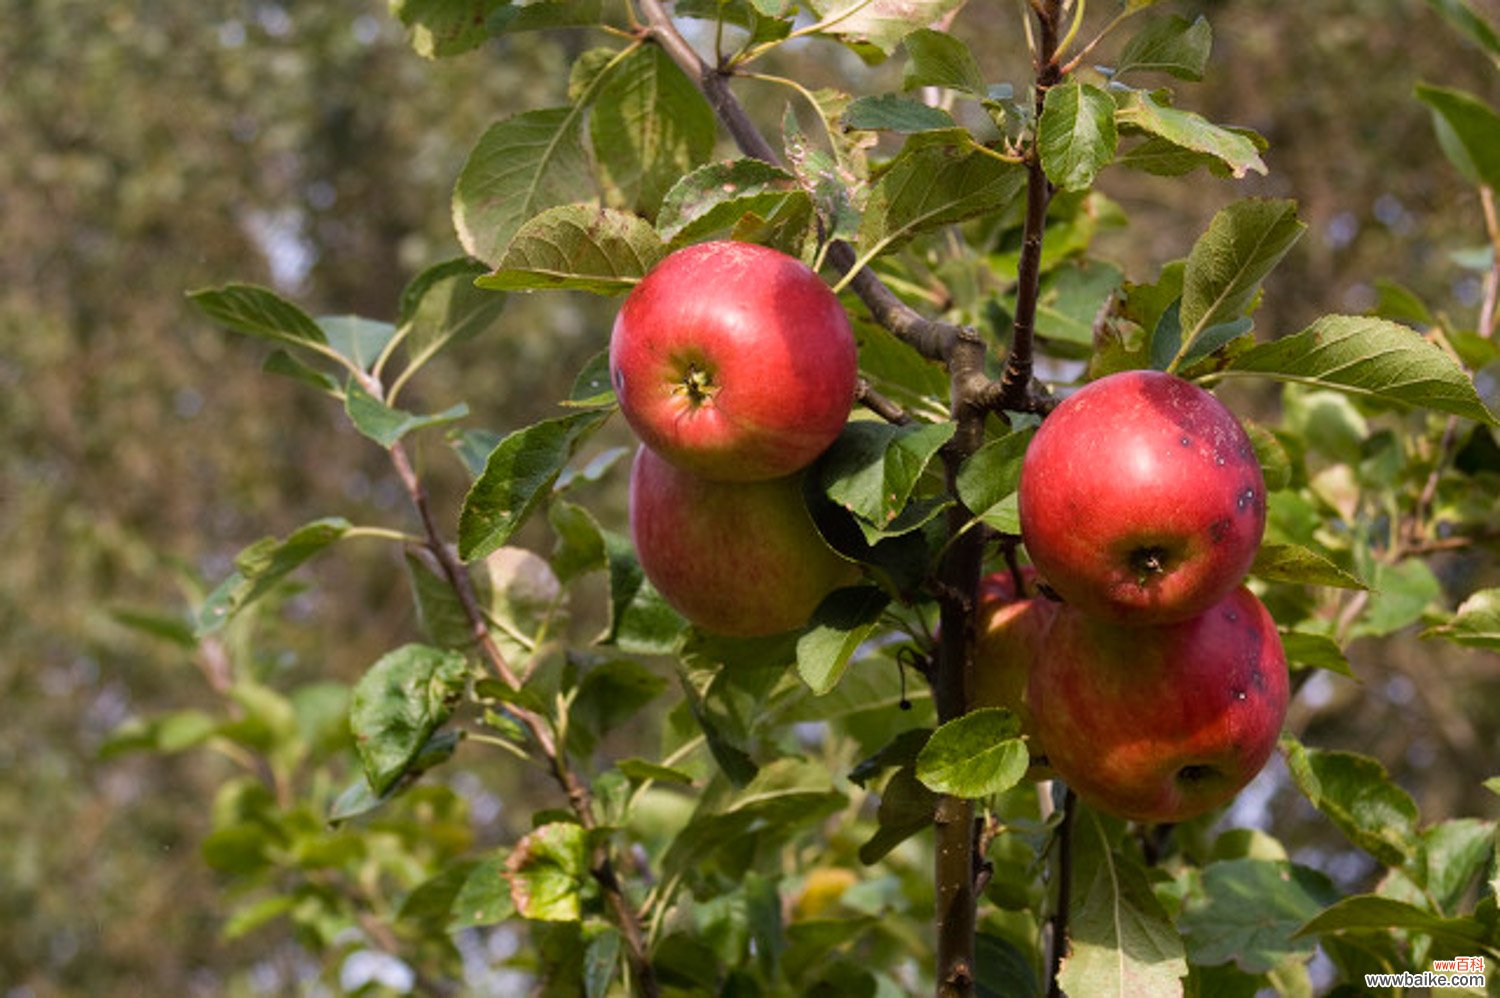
998,0 -> 1064,412
1480,186 -> 1499,338
1046,788 -> 1077,998
366,372 -> 659,996
856,377 -> 913,424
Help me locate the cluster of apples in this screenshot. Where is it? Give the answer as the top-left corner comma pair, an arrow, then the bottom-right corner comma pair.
610,241 -> 861,637
975,371 -> 1290,823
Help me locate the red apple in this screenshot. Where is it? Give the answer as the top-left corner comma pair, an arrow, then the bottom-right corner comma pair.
629,446 -> 860,637
967,569 -> 1057,736
1018,369 -> 1266,624
609,241 -> 857,482
1027,585 -> 1288,824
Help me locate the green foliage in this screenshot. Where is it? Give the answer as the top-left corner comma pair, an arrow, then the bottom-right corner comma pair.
91,0 -> 1500,993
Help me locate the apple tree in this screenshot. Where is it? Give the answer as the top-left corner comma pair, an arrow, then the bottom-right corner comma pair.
126,0 -> 1500,992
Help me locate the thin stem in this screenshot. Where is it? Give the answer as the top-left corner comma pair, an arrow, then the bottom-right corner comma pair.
360,370 -> 659,997
637,0 -> 969,367
998,0 -> 1064,413
1054,0 -> 1086,61
1059,10 -> 1129,76
1479,186 -> 1499,338
856,377 -> 913,425
1046,789 -> 1077,998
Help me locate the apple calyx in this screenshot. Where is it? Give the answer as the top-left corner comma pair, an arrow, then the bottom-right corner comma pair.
673,362 -> 720,407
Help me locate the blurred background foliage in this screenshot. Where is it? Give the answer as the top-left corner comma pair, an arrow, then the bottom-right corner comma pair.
1,0 -> 1497,993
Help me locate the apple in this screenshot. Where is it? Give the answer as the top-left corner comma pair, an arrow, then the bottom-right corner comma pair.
1027,585 -> 1288,824
1018,369 -> 1266,624
629,446 -> 860,637
609,240 -> 858,482
967,568 -> 1057,738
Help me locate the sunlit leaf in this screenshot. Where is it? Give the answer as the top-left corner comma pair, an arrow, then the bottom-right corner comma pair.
1281,735 -> 1420,866
1251,541 -> 1367,590
196,518 -> 353,635
350,644 -> 468,795
657,159 -> 811,243
589,44 -> 716,217
476,204 -> 666,294
915,708 -> 1029,798
1422,586 -> 1500,650
459,409 -> 611,561
391,0 -> 507,58
506,822 -> 589,922
1115,91 -> 1267,179
1039,80 -> 1118,191
454,107 -> 593,265
805,0 -> 969,56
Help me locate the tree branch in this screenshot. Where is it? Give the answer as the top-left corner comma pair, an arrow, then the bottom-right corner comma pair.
371,377 -> 659,997
1046,788 -> 1076,998
636,0 -> 964,365
998,0 -> 1064,412
856,376 -> 913,424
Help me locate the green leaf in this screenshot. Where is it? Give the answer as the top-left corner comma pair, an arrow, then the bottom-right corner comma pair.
1222,315 -> 1497,424
391,0 -> 507,58
1485,776 -> 1500,796
1279,631 -> 1354,678
448,854 -> 516,930
1281,736 -> 1420,866
1060,808 -> 1189,996
262,349 -> 340,394
806,0 -> 968,56
505,822 -> 589,922
343,380 -> 468,448
549,500 -> 608,583
819,420 -> 957,529
396,257 -> 507,380
1350,558 -> 1445,639
1250,541 -> 1367,590
196,517 -> 353,634
489,0 -> 603,33
1039,80 -> 1118,191
1294,895 -> 1497,956
796,586 -> 891,695
617,758 -> 695,786
1032,260 -> 1126,349
601,530 -> 687,654
842,94 -> 957,133
1425,0 -> 1500,67
404,549 -> 484,650
858,764 -> 938,864
1416,83 -> 1500,190
858,131 -> 1026,260
1414,818 -> 1498,914
902,28 -> 986,94
583,924 -> 622,998
475,204 -> 666,294
459,409 -> 611,561
662,759 -> 847,877
224,895 -> 297,940
1178,859 -> 1338,973
976,933 -> 1043,998
657,159 -> 811,243
956,430 -> 1033,521
1115,91 -> 1268,180
590,44 -> 716,217
915,709 -> 1029,798
453,107 -> 593,266
1116,15 -> 1212,80
188,283 -> 328,350
572,659 -> 669,746
1175,199 -> 1304,367
349,644 -> 469,796
318,316 -> 398,371
1423,587 -> 1500,650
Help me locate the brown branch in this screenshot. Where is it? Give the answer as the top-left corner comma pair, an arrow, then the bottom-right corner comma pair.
1046,789 -> 1076,998
856,376 -> 913,424
367,374 -> 658,996
636,0 -> 966,366
998,0 -> 1064,412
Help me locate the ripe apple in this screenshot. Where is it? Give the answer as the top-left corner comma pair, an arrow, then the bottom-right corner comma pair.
967,568 -> 1057,737
609,240 -> 858,482
1027,585 -> 1288,824
1018,369 -> 1266,624
629,446 -> 860,637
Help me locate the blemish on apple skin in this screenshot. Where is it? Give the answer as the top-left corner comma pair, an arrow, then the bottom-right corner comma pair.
1231,688 -> 1247,701
1179,436 -> 1192,447
1209,518 -> 1232,543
